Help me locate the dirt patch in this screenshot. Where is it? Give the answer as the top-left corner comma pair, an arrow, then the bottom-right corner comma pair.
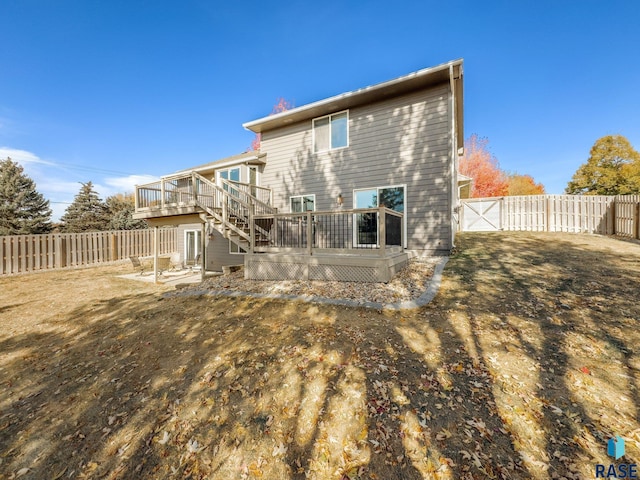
0,233 -> 638,479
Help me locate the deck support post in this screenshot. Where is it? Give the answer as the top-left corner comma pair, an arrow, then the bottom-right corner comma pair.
153,226 -> 159,284
307,211 -> 313,255
249,203 -> 255,254
222,194 -> 228,234
379,207 -> 386,257
201,221 -> 206,281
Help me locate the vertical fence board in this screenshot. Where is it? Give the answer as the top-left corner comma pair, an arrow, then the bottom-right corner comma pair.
34,236 -> 41,270
12,238 -> 18,273
26,236 -> 33,272
0,237 -> 5,275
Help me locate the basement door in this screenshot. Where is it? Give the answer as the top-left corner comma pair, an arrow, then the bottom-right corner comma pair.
184,229 -> 201,265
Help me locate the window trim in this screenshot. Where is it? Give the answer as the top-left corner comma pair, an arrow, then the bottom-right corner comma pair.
312,110 -> 349,153
289,194 -> 316,213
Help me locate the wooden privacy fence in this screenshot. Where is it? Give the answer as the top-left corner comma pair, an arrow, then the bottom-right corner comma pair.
0,228 -> 178,275
461,194 -> 640,238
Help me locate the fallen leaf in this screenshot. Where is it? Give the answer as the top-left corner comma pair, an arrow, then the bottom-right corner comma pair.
272,442 -> 287,457
187,438 -> 205,453
117,442 -> 130,457
157,431 -> 170,445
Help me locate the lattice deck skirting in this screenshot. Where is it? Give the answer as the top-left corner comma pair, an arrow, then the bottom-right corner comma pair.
244,252 -> 408,283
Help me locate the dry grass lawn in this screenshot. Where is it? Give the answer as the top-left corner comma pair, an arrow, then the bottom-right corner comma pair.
0,232 -> 639,479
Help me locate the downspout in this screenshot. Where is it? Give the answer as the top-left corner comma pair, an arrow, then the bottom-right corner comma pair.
448,64 -> 458,248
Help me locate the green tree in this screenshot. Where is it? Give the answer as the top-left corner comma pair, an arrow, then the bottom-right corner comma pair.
60,182 -> 110,232
0,157 -> 52,235
566,135 -> 640,195
106,193 -> 147,230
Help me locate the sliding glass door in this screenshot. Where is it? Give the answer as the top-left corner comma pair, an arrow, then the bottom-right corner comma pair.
353,185 -> 405,247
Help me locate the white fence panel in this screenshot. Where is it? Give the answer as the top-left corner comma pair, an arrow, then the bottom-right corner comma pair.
461,195 -> 639,238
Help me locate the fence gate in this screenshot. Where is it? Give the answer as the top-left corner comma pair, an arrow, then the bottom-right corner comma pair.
461,199 -> 502,231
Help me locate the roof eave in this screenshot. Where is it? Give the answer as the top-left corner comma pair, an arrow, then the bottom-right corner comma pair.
243,59 -> 463,134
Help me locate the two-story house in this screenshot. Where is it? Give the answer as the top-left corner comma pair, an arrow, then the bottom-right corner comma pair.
134,59 -> 464,282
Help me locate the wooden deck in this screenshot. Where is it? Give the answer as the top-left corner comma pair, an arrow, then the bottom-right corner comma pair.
134,173 -> 407,281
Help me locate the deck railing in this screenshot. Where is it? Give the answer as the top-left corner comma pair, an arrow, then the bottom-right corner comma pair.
225,180 -> 272,208
135,173 -> 222,211
135,175 -> 403,257
135,174 -> 272,214
252,206 -> 403,256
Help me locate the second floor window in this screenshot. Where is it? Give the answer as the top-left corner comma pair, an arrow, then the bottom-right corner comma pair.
313,111 -> 348,152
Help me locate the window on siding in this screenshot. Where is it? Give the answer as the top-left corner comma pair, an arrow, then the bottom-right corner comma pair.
313,111 -> 348,152
290,194 -> 316,213
229,242 -> 246,254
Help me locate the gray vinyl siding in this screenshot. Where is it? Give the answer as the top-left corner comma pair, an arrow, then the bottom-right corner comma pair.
260,83 -> 453,253
177,224 -> 241,271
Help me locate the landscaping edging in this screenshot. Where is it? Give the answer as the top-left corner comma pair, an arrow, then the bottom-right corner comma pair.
164,257 -> 449,310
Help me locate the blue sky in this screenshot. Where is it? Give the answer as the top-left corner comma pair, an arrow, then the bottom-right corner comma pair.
2,1 -> 639,220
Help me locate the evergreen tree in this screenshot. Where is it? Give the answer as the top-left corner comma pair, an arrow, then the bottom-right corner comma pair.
0,157 -> 52,235
106,193 -> 147,230
566,135 -> 640,195
60,182 -> 110,232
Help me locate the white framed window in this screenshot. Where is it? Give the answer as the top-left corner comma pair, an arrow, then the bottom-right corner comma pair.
216,167 -> 241,186
229,242 -> 246,255
313,111 -> 348,153
290,194 -> 316,213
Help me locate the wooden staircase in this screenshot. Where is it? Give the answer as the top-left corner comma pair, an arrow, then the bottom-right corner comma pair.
190,172 -> 275,253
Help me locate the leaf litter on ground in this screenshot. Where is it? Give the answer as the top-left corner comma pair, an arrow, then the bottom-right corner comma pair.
0,233 -> 638,479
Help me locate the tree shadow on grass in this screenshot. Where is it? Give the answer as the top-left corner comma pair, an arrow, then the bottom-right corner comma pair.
0,232 -> 638,479
1,284 -> 528,479
0,303 -> 26,315
442,232 -> 640,477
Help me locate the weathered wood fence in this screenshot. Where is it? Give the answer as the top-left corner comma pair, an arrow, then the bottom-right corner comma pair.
461,195 -> 640,238
0,228 -> 178,275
